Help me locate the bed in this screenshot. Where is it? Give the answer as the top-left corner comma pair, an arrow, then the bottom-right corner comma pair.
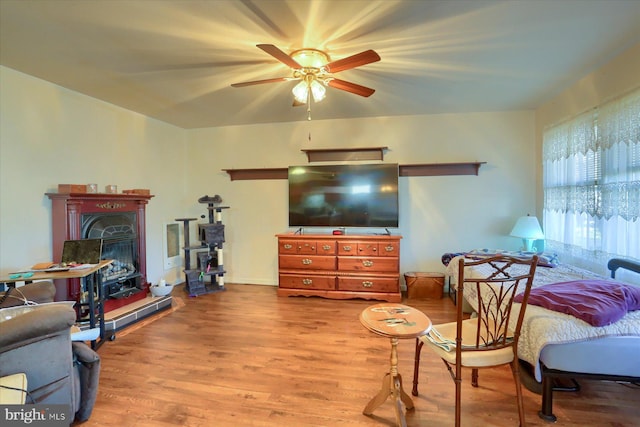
442,251 -> 640,421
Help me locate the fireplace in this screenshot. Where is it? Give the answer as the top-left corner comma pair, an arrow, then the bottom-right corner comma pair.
46,191 -> 154,312
83,212 -> 143,300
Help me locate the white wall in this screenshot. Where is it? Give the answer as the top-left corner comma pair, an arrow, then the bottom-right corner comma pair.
535,43 -> 640,217
0,65 -> 536,290
185,111 -> 536,286
532,43 -> 640,279
0,66 -> 188,285
2,46 -> 636,292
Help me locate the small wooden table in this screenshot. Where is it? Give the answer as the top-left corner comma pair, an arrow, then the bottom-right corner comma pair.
1,260 -> 114,350
360,303 -> 432,427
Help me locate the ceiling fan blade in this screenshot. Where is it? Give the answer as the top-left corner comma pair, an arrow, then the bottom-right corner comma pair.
325,50 -> 380,73
231,77 -> 294,87
257,44 -> 302,69
327,78 -> 376,97
292,98 -> 306,107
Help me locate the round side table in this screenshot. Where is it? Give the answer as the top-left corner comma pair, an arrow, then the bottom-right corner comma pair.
359,303 -> 432,427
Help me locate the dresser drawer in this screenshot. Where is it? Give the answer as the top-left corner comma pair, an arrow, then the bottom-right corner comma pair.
337,241 -> 360,255
338,276 -> 398,293
378,241 -> 400,257
338,240 -> 400,257
338,256 -> 398,272
279,274 -> 336,290
279,240 -> 336,255
296,241 -> 318,254
279,239 -> 298,254
316,241 -> 336,255
356,242 -> 380,256
279,255 -> 336,271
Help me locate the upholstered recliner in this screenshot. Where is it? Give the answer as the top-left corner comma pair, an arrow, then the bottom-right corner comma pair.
0,281 -> 100,423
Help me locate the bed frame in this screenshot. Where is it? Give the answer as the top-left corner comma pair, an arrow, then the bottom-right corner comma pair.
537,257 -> 640,421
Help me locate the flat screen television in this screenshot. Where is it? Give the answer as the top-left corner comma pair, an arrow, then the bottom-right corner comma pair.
288,163 -> 399,228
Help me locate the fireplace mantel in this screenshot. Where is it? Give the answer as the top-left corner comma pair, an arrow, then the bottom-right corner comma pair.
46,192 -> 154,310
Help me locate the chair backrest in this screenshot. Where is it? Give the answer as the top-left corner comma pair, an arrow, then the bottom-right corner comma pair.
455,255 -> 538,355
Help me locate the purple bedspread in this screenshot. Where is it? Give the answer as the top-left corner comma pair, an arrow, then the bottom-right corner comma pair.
515,280 -> 640,327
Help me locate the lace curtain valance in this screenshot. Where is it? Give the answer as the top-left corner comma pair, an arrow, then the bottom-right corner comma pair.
599,90 -> 640,151
543,110 -> 596,162
543,88 -> 640,222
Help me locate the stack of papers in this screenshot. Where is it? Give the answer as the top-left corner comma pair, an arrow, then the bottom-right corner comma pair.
20,263 -> 97,272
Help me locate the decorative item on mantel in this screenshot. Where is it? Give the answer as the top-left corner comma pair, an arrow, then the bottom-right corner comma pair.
58,184 -> 87,193
122,189 -> 151,195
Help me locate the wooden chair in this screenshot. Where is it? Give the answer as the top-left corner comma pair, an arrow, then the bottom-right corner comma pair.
412,255 -> 539,427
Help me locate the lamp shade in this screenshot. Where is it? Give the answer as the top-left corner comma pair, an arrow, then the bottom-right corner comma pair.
292,80 -> 308,103
510,216 -> 544,239
309,79 -> 326,102
511,215 -> 544,252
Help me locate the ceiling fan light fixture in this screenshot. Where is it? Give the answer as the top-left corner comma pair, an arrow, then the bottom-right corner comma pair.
310,79 -> 326,102
292,80 -> 309,103
290,49 -> 329,68
232,44 -> 379,119
292,77 -> 326,104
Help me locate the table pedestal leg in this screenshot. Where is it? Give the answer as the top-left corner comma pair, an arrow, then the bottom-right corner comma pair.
363,337 -> 414,427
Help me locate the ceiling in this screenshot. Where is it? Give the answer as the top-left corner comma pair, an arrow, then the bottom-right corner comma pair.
1,0 -> 639,129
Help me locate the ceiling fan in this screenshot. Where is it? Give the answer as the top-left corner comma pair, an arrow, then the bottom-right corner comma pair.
231,44 -> 380,119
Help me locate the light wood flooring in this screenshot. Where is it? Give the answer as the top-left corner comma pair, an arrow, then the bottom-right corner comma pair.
79,284 -> 640,427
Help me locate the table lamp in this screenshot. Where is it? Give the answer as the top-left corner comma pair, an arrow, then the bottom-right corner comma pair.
510,215 -> 544,252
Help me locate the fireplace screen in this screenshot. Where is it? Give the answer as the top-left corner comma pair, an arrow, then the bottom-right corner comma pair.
101,239 -> 137,281
83,213 -> 137,239
82,212 -> 141,295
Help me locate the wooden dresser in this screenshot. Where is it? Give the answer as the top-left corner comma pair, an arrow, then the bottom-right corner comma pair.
276,233 -> 402,302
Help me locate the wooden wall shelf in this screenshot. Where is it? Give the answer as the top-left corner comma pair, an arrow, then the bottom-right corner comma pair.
301,147 -> 388,162
222,168 -> 287,181
399,162 -> 486,177
223,162 -> 485,180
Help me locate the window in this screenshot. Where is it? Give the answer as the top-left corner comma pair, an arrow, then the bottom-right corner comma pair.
542,89 -> 639,279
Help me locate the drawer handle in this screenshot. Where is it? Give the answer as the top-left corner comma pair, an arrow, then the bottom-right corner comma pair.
362,281 -> 373,288
343,245 -> 352,251
322,244 -> 331,251
362,260 -> 374,267
283,244 -> 293,250
301,258 -> 313,265
302,279 -> 313,285
384,245 -> 395,252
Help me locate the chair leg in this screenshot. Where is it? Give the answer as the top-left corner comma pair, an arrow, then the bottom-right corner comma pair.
471,368 -> 479,387
510,359 -> 527,427
454,371 -> 462,427
412,338 -> 424,396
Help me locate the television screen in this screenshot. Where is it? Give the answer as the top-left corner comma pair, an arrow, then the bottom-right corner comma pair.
288,163 -> 399,228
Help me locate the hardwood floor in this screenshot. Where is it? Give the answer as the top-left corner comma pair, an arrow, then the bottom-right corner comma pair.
80,284 -> 639,427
